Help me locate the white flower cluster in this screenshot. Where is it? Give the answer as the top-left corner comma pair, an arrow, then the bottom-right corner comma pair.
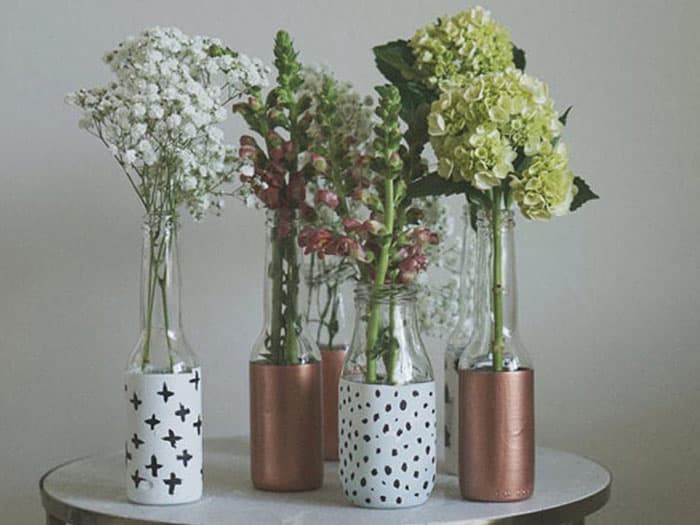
299,65 -> 374,148
416,198 -> 470,338
67,26 -> 269,219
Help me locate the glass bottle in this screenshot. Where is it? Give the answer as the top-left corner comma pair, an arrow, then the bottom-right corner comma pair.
338,284 -> 436,509
457,208 -> 534,502
303,253 -> 354,461
249,208 -> 322,492
443,208 -> 478,474
124,214 -> 202,505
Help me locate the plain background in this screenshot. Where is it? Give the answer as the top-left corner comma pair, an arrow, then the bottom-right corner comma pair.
1,1 -> 699,523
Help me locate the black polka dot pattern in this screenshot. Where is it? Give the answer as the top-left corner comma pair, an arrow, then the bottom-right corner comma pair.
125,368 -> 203,504
338,379 -> 437,508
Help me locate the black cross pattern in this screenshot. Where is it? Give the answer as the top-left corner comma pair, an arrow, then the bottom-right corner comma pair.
163,472 -> 182,495
129,392 -> 142,410
146,454 -> 163,477
162,428 -> 182,448
189,370 -> 200,391
131,469 -> 145,488
193,415 -> 202,436
125,443 -> 132,463
176,449 -> 193,467
157,382 -> 175,403
144,414 -> 161,430
131,433 -> 144,449
175,403 -> 191,422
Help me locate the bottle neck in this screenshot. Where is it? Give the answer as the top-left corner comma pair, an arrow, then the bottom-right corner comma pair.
476,208 -> 519,371
140,215 -> 182,337
488,208 -> 518,337
261,208 -> 304,364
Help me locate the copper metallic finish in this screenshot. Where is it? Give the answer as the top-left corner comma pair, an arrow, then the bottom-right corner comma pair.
459,368 -> 534,502
320,345 -> 348,461
249,362 -> 323,492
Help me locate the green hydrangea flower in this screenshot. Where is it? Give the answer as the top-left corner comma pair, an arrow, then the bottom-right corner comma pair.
410,6 -> 514,88
429,68 -> 564,193
510,142 -> 576,220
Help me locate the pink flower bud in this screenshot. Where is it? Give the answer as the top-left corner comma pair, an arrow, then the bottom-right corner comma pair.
315,190 -> 339,210
342,217 -> 363,232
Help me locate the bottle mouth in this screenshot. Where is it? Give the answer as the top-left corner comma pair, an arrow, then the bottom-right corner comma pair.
142,212 -> 179,230
353,282 -> 418,304
305,258 -> 357,286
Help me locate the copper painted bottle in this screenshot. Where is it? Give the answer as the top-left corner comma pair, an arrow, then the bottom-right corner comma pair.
249,209 -> 323,492
458,209 -> 534,502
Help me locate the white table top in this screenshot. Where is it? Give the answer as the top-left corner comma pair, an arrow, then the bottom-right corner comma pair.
41,436 -> 610,525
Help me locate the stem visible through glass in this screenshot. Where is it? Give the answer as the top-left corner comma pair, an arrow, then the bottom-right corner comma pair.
491,189 -> 505,372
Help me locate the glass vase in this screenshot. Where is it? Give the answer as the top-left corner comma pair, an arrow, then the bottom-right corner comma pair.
303,254 -> 355,461
249,209 -> 322,492
458,209 -> 534,502
443,203 -> 477,475
338,284 -> 436,509
124,214 -> 202,505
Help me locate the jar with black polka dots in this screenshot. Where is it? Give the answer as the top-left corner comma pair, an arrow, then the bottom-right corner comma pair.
338,284 -> 436,508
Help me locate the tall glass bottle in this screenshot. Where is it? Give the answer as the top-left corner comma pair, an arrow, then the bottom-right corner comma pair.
249,209 -> 322,491
125,214 -> 203,505
458,209 -> 534,502
443,208 -> 478,474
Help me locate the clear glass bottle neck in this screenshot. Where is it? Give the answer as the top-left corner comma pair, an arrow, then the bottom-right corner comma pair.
252,208 -> 319,365
458,208 -> 530,371
302,253 -> 355,350
140,215 -> 183,335
484,208 -> 519,336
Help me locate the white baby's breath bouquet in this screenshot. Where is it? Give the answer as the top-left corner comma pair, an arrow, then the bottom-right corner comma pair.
67,26 -> 269,220
67,27 -> 269,368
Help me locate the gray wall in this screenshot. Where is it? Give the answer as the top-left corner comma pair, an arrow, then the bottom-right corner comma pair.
1,1 -> 698,523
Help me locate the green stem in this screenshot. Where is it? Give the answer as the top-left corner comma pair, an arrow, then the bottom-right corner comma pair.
326,281 -> 339,349
365,176 -> 395,383
284,232 -> 300,364
491,189 -> 504,372
384,295 -> 398,385
269,219 -> 284,363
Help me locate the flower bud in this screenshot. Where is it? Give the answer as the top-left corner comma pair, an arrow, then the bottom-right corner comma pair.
315,189 -> 339,210
310,153 -> 328,173
342,217 -> 363,233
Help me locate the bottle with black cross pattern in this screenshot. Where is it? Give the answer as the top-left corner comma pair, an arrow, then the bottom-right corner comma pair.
124,213 -> 203,505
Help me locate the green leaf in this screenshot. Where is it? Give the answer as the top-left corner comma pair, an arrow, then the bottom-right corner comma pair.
373,39 -> 417,84
406,172 -> 471,200
559,106 -> 573,126
512,43 -> 526,71
570,176 -> 599,211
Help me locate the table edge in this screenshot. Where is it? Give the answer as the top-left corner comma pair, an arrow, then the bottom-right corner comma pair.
40,444 -> 612,525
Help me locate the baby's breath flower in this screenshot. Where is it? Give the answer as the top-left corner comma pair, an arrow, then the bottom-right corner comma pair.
410,6 -> 514,88
67,26 -> 270,219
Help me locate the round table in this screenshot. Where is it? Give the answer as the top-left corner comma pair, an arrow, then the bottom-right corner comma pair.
41,437 -> 611,525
